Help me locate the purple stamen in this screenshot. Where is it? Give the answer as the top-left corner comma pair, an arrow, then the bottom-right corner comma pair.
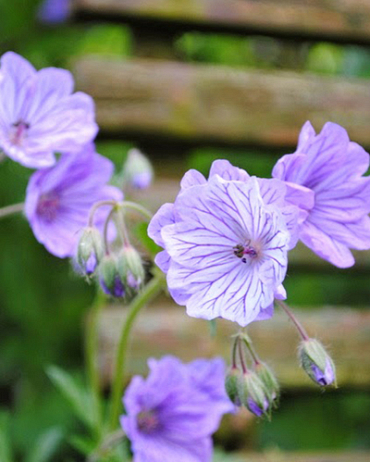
36,193 -> 60,222
11,120 -> 30,146
137,410 -> 160,433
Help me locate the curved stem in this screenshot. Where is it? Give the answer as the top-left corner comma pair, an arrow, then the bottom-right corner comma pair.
120,201 -> 153,221
238,337 -> 248,374
275,299 -> 309,341
88,200 -> 118,227
231,336 -> 239,369
85,290 -> 106,437
103,207 -> 117,254
0,202 -> 24,220
114,209 -> 131,247
240,334 -> 260,366
108,274 -> 165,430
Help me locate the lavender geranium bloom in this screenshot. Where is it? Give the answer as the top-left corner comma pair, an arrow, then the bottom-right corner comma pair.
38,0 -> 71,24
0,52 -> 98,168
121,356 -> 232,462
25,144 -> 122,258
273,121 -> 370,268
148,160 -> 293,326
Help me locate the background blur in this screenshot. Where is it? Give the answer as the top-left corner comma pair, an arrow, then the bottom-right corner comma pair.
1,0 -> 370,460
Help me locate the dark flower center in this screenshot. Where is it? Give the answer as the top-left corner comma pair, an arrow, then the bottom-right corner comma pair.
137,410 -> 160,433
233,243 -> 258,263
10,120 -> 30,146
37,192 -> 60,222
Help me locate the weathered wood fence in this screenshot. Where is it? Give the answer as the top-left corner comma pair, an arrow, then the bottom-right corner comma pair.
70,1 -> 370,459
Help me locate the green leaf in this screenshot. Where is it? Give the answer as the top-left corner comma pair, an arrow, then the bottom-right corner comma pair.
25,427 -> 63,462
46,366 -> 95,431
0,412 -> 13,462
69,434 -> 97,456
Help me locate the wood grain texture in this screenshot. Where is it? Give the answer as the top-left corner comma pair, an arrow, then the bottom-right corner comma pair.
97,302 -> 370,389
74,0 -> 370,44
74,58 -> 370,147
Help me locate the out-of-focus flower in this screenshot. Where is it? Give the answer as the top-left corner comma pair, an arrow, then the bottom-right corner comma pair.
25,144 -> 122,257
148,160 -> 292,326
0,52 -> 98,168
38,0 -> 71,24
123,148 -> 153,190
121,356 -> 232,462
273,121 -> 370,268
299,338 -> 336,387
99,254 -> 125,298
77,226 -> 104,276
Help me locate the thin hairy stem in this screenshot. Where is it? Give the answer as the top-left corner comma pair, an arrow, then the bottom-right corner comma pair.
88,200 -> 118,227
108,274 -> 165,430
121,201 -> 153,221
241,334 -> 261,366
0,202 -> 24,220
275,299 -> 309,341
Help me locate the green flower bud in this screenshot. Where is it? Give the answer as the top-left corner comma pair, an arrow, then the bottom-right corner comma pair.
77,226 -> 104,276
117,246 -> 145,294
237,371 -> 270,417
99,254 -> 125,298
299,338 -> 336,387
254,362 -> 280,404
123,148 -> 153,190
225,367 -> 242,406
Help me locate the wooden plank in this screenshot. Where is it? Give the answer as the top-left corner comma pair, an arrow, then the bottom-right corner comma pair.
97,302 -> 370,389
218,451 -> 370,462
74,58 -> 370,148
74,0 -> 370,45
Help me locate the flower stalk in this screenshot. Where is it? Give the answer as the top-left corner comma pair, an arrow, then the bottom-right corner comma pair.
0,202 -> 24,220
108,273 -> 165,430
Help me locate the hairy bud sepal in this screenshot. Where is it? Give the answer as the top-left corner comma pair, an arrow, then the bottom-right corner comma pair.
299,338 -> 336,387
117,246 -> 145,296
99,254 -> 125,298
255,362 -> 280,405
225,368 -> 242,406
77,226 -> 104,276
237,371 -> 270,417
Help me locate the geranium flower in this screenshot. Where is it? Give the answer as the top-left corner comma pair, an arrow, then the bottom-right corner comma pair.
148,161 -> 298,326
272,121 -> 370,268
0,52 -> 98,168
121,356 -> 232,462
149,161 -> 292,326
25,144 -> 122,258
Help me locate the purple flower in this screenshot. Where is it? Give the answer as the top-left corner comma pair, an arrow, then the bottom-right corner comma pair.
121,356 -> 232,462
25,144 -> 122,258
272,121 -> 370,268
148,160 -> 293,326
311,359 -> 335,386
38,0 -> 71,24
0,52 -> 98,169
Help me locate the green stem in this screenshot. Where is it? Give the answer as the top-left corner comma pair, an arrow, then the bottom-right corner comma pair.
0,202 -> 24,220
275,299 -> 309,341
120,201 -> 153,221
85,290 -> 106,437
240,334 -> 261,366
88,200 -> 117,227
108,274 -> 165,430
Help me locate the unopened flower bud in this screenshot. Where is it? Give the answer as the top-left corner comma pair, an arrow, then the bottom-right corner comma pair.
237,371 -> 270,417
225,367 -> 242,406
77,227 -> 104,276
98,254 -> 125,298
117,246 -> 145,294
299,338 -> 336,387
255,362 -> 280,403
123,148 -> 153,190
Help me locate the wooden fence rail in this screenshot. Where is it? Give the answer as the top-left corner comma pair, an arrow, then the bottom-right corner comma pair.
74,58 -> 370,148
73,0 -> 370,45
96,302 -> 370,389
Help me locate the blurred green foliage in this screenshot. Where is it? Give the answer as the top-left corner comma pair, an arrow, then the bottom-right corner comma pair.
1,1 -> 370,459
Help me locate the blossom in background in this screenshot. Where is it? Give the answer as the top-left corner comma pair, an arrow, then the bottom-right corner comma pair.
25,144 -> 122,258
148,160 -> 293,326
38,0 -> 71,24
123,148 -> 153,190
273,121 -> 370,268
0,52 -> 98,169
121,356 -> 232,462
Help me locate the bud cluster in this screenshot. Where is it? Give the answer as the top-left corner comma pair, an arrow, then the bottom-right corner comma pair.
75,203 -> 146,300
225,335 -> 279,418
